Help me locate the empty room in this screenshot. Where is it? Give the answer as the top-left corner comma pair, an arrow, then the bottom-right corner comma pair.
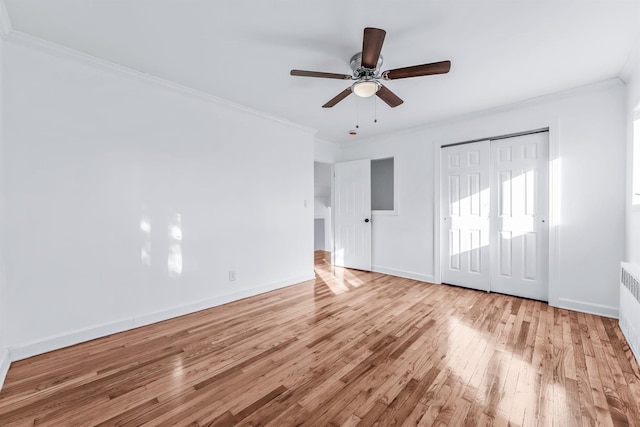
0,0 -> 639,425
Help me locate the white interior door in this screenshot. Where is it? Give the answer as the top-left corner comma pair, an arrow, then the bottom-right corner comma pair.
333,159 -> 371,271
490,133 -> 549,300
441,141 -> 491,291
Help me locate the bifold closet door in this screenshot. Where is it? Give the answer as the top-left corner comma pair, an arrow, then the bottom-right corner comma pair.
441,141 -> 491,292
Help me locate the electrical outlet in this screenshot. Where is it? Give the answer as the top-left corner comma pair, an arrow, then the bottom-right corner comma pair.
228,270 -> 236,282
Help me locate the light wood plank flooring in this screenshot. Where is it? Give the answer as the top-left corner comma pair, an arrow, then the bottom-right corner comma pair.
1,251 -> 639,426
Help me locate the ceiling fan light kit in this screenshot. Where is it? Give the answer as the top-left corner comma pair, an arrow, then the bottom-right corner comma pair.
352,80 -> 380,97
290,27 -> 451,108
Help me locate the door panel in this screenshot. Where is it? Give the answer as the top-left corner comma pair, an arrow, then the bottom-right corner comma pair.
441,141 -> 491,291
333,159 -> 371,271
490,133 -> 549,300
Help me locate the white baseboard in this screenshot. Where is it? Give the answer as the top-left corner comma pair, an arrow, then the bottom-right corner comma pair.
371,265 -> 435,283
0,348 -> 10,390
10,319 -> 134,362
10,272 -> 315,362
554,297 -> 619,319
129,273 -> 315,330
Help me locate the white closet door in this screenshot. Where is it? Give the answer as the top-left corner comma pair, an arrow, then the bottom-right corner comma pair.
490,133 -> 549,300
441,141 -> 491,291
333,159 -> 372,271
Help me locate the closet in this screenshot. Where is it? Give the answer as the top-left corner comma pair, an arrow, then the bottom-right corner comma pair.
440,131 -> 549,301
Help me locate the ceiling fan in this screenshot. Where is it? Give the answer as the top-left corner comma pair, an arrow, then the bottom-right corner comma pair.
290,27 -> 451,108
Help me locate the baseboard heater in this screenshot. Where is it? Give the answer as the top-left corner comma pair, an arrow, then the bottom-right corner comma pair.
620,262 -> 640,364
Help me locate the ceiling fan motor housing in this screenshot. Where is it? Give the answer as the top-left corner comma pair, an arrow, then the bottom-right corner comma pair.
350,52 -> 383,79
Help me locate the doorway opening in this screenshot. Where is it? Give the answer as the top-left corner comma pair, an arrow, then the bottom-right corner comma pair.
314,162 -> 332,263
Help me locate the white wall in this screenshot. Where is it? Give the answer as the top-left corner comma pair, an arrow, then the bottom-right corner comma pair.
0,32 -> 9,386
340,80 -> 627,317
3,35 -> 314,359
625,51 -> 640,265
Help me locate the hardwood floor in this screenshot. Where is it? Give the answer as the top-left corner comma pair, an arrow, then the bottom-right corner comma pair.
1,250 -> 639,426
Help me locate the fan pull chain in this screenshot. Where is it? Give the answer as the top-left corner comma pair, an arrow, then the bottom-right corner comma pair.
374,96 -> 378,123
355,96 -> 359,129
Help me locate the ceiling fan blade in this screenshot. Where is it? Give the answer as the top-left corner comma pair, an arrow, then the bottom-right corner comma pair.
376,84 -> 403,108
361,27 -> 386,69
290,70 -> 352,80
382,60 -> 451,80
322,88 -> 352,108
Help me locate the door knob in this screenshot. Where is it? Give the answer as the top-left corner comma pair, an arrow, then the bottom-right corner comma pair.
364,218 -> 370,223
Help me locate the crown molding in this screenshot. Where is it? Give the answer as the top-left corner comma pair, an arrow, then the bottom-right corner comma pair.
417,78 -> 624,130
5,30 -> 317,135
0,0 -> 13,40
342,77 -> 625,148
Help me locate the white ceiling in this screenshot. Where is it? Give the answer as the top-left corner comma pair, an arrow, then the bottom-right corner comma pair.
4,1 -> 640,143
